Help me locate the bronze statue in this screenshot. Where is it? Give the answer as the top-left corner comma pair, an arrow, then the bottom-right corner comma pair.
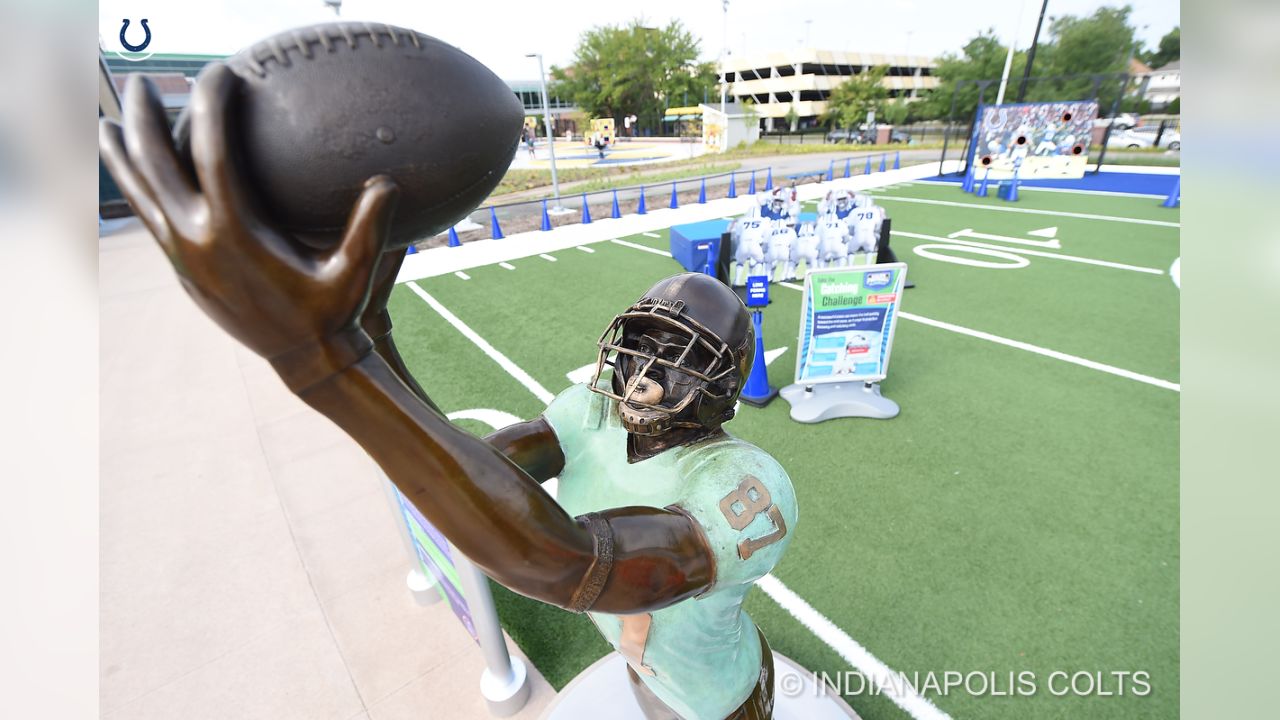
101,54 -> 796,720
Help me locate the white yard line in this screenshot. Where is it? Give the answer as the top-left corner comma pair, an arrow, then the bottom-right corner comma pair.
871,195 -> 1180,228
408,282 -> 943,720
499,262 -> 516,271
643,231 -> 662,238
611,238 -> 673,257
756,575 -> 952,720
899,311 -> 1179,392
772,281 -> 1178,392
540,254 -> 558,262
405,282 -> 556,404
454,271 -> 470,280
893,231 -> 1165,275
576,246 -> 596,253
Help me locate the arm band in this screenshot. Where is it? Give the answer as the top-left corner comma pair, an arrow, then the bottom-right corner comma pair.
567,512 -> 614,613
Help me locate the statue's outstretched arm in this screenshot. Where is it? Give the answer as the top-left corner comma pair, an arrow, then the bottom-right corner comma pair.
99,67 -> 712,615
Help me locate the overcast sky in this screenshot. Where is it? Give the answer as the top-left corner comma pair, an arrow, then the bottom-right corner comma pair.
99,0 -> 1179,80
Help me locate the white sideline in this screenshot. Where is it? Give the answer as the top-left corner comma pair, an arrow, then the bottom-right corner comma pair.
405,283 -> 945,720
871,195 -> 1180,228
405,282 -> 556,404
774,282 -> 1178,392
396,160 -> 963,283
755,575 -> 951,720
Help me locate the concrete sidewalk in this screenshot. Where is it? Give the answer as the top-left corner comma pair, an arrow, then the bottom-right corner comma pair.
100,222 -> 555,720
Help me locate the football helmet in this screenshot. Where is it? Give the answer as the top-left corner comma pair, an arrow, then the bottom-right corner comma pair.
591,273 -> 754,436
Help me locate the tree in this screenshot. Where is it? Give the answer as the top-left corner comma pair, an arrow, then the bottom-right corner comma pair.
784,104 -> 800,132
822,66 -> 888,130
1142,26 -> 1179,68
1033,6 -> 1139,107
881,98 -> 909,126
917,30 -> 1025,121
550,19 -> 717,135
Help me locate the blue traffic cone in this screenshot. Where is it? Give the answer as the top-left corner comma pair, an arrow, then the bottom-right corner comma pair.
844,158 -> 851,178
637,186 -> 647,215
865,157 -> 873,175
669,182 -> 679,209
489,207 -> 504,239
739,311 -> 777,406
764,167 -> 774,191
749,170 -> 757,195
1161,177 -> 1180,208
611,190 -> 621,218
879,154 -> 887,173
893,151 -> 901,170
728,172 -> 737,199
581,192 -> 592,224
975,168 -> 991,197
406,242 -> 419,254
446,227 -> 460,247
999,168 -> 1020,202
826,160 -> 834,181
962,164 -> 976,192
698,178 -> 707,204
540,200 -> 552,231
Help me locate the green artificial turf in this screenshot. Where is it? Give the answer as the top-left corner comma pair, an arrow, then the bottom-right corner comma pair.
386,182 -> 1179,718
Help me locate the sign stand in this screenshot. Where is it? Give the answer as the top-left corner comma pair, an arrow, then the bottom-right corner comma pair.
453,551 -> 532,717
781,263 -> 907,423
380,473 -> 444,606
779,380 -> 899,423
382,471 -> 531,716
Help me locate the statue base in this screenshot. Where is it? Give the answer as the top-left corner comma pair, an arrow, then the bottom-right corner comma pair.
539,652 -> 861,719
779,381 -> 899,423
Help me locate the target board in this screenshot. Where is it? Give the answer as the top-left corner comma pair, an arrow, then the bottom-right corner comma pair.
970,101 -> 1099,180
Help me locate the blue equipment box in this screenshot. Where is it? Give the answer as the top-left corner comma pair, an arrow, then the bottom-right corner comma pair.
669,219 -> 731,272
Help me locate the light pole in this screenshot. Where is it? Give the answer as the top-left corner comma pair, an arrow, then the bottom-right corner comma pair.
526,52 -> 564,212
720,0 -> 729,115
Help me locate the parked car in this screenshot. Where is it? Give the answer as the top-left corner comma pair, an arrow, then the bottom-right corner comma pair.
1127,126 -> 1181,150
1106,128 -> 1155,149
826,129 -> 861,144
889,130 -> 911,144
1094,113 -> 1139,130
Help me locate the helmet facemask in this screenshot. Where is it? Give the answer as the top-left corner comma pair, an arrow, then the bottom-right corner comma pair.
591,307 -> 738,437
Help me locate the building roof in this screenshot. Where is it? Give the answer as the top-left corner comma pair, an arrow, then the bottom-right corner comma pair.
1154,60 -> 1180,72
1129,58 -> 1153,75
726,48 -> 937,72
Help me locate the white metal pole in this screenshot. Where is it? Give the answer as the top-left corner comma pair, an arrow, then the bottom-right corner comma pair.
720,0 -> 728,115
529,53 -> 563,210
996,0 -> 1027,105
453,548 -> 530,716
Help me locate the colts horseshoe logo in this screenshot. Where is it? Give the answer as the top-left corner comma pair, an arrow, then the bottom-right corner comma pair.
119,18 -> 152,53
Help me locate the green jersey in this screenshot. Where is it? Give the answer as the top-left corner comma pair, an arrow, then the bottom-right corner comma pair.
543,382 -> 797,719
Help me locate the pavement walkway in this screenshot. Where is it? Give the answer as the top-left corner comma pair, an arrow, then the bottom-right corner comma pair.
100,222 -> 555,720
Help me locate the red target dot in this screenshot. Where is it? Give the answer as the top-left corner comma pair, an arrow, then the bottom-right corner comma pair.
1071,144 -> 1084,155
981,155 -> 993,166
1016,136 -> 1027,145
1062,112 -> 1073,122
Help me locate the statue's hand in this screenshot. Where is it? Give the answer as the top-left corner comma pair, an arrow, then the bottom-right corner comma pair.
99,65 -> 399,391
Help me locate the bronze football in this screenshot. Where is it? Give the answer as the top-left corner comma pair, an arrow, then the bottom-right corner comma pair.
175,22 -> 524,249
